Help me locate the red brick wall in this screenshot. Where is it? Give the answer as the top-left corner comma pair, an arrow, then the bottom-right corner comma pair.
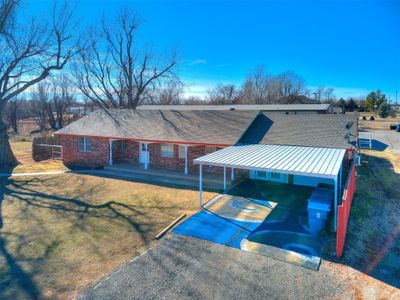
149,144 -> 226,174
59,136 -> 232,174
58,135 -> 110,169
112,140 -> 139,163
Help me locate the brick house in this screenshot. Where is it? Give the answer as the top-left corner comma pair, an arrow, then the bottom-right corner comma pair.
55,109 -> 357,176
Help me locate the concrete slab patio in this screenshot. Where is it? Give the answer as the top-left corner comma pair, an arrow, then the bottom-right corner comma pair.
78,234 -> 399,300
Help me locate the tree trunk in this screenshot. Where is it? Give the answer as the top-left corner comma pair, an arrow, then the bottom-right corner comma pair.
0,118 -> 17,170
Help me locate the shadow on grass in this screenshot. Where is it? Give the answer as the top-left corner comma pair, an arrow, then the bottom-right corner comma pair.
223,170 -> 400,289
0,174 -> 175,299
322,153 -> 400,288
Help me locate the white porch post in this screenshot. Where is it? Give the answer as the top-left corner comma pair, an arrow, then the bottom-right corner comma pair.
334,176 -> 338,231
223,166 -> 227,191
184,145 -> 188,175
144,143 -> 149,170
109,139 -> 113,166
231,167 -> 234,181
199,164 -> 203,207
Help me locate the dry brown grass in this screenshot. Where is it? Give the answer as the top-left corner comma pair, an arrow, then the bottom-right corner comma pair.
358,112 -> 400,131
340,147 -> 400,287
0,173 -> 217,299
9,141 -> 68,174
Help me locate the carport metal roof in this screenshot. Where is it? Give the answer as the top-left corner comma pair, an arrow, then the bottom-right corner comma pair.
194,144 -> 346,179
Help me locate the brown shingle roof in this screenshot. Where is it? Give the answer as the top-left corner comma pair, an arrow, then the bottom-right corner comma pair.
238,112 -> 358,149
55,109 -> 258,145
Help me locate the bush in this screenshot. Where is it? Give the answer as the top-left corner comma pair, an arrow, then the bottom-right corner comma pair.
377,102 -> 392,118
362,116 -> 367,120
370,116 -> 375,121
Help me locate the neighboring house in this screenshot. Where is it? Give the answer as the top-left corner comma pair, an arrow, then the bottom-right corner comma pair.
277,95 -> 321,105
137,104 -> 332,114
55,109 -> 357,177
67,106 -> 94,116
332,106 -> 344,114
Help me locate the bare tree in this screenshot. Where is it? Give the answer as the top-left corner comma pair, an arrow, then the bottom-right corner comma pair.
0,0 -> 17,35
31,82 -> 49,131
323,87 -> 335,102
0,1 -> 78,168
145,77 -> 183,105
47,75 -> 73,129
75,8 -> 179,110
207,84 -> 239,104
3,97 -> 19,132
182,95 -> 204,104
276,71 -> 306,102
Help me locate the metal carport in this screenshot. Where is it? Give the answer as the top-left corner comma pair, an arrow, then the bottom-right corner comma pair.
194,144 -> 346,230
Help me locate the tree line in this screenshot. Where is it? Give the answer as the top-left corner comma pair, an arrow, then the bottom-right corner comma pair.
0,0 -> 396,169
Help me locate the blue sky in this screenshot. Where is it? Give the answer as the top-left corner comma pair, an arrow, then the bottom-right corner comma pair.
25,0 -> 400,100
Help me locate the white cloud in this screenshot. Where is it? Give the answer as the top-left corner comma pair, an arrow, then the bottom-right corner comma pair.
187,59 -> 207,66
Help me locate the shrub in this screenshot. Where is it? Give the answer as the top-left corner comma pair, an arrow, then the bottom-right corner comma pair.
370,116 -> 375,121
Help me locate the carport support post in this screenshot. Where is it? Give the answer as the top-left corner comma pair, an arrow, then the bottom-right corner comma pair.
231,167 -> 234,181
223,166 -> 227,191
144,143 -> 149,170
109,139 -> 113,166
199,164 -> 203,207
184,145 -> 188,175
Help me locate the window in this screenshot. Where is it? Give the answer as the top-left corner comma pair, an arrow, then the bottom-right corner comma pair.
205,146 -> 217,154
271,172 -> 281,179
78,137 -> 92,152
161,144 -> 174,158
257,171 -> 267,178
121,140 -> 128,151
178,145 -> 186,159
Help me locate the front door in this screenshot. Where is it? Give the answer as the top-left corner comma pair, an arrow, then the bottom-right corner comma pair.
139,143 -> 149,164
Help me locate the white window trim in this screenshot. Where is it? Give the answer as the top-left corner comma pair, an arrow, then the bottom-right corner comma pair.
161,144 -> 174,158
178,145 -> 186,159
78,137 -> 91,152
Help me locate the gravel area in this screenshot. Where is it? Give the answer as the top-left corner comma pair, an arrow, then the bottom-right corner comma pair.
78,235 -> 399,300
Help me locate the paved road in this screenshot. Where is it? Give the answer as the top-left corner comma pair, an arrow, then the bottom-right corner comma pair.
78,235 -> 398,300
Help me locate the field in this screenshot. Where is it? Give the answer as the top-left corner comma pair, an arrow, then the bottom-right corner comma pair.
1,140 -> 218,299
358,112 -> 400,131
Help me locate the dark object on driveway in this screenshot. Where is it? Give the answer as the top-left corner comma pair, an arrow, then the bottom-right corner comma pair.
370,116 -> 375,121
390,124 -> 397,130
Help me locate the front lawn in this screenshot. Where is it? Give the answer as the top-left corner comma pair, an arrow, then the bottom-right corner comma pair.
0,174 -> 217,299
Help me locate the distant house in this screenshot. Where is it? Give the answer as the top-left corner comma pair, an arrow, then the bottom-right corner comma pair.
332,107 -> 344,114
67,106 -> 93,116
277,95 -> 321,105
137,103 -> 333,114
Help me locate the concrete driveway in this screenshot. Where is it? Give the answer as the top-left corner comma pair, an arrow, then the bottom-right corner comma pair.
78,235 -> 399,300
369,130 -> 400,153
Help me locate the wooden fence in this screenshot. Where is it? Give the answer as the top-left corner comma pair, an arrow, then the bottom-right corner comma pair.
336,160 -> 357,258
32,136 -> 62,161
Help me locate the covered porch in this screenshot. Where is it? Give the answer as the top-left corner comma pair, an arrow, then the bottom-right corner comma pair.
103,162 -> 241,190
